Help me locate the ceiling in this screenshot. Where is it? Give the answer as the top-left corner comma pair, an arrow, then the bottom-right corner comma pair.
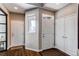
3,3 -> 37,13
44,3 -> 68,11
2,3 -> 69,14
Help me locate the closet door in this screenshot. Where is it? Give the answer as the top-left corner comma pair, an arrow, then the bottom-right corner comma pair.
42,14 -> 54,50
65,14 -> 77,55
55,17 -> 65,52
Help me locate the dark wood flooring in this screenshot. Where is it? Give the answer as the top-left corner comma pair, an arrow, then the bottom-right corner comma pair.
0,48 -> 69,56
40,48 -> 69,56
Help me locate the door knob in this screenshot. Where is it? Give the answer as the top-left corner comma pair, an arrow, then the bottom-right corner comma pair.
62,36 -> 67,38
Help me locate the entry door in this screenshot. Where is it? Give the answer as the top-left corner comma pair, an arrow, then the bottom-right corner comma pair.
42,14 -> 54,50
55,17 -> 65,52
11,20 -> 24,47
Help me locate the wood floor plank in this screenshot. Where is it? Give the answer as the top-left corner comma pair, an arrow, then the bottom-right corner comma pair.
0,48 -> 68,56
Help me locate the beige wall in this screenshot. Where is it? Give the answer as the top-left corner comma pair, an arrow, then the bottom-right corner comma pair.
9,13 -> 25,47
0,4 -> 10,49
10,13 -> 25,21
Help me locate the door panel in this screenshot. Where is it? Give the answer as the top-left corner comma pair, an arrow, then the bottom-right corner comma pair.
56,18 -> 65,52
11,20 -> 24,47
42,14 -> 54,50
56,13 -> 77,56
65,14 -> 77,55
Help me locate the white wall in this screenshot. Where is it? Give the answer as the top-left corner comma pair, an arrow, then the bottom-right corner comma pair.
25,9 -> 40,51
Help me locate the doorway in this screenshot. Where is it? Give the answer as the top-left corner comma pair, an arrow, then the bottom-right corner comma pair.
42,14 -> 54,50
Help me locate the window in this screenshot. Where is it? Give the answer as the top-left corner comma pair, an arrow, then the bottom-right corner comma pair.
0,25 -> 6,32
0,9 -> 7,51
0,16 -> 6,23
28,14 -> 36,33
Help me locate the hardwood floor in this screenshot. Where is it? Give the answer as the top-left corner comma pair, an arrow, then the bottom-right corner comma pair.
40,48 -> 69,56
0,48 -> 69,56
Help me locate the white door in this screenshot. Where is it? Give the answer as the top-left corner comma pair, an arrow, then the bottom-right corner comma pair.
11,20 -> 24,47
55,14 -> 77,56
55,17 -> 65,52
64,14 -> 77,55
42,14 -> 54,50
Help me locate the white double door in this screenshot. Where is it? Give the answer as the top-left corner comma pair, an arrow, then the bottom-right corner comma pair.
42,14 -> 54,50
56,14 -> 77,55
